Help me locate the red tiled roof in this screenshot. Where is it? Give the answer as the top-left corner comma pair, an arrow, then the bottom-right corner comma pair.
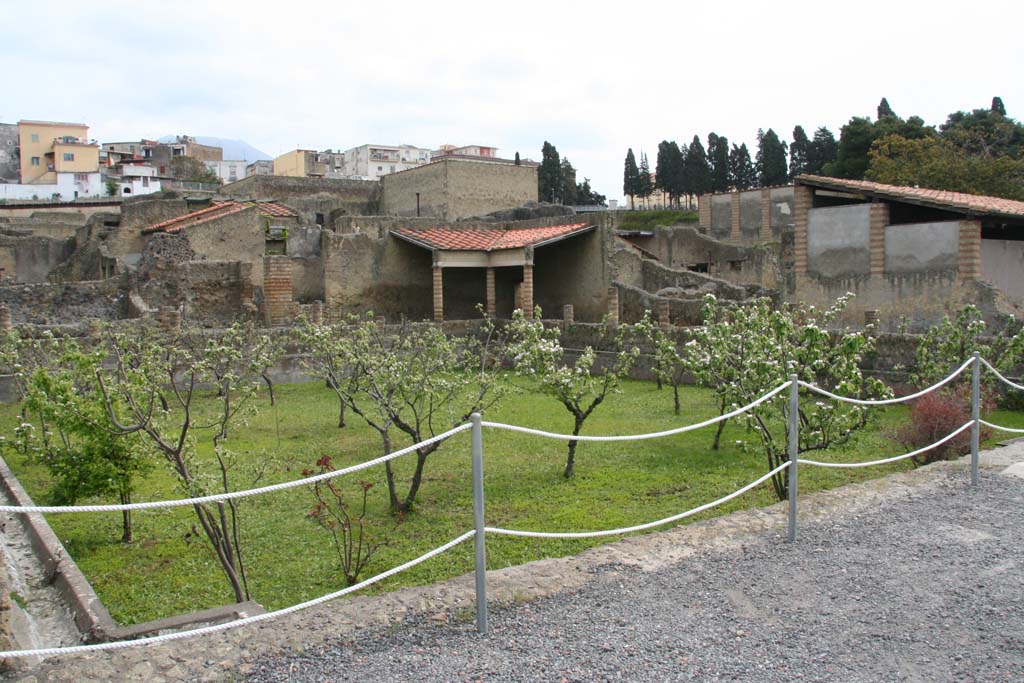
796,174 -> 1024,220
141,200 -> 299,234
393,222 -> 593,251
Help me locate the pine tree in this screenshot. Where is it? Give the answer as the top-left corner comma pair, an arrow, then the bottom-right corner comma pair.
514,151 -> 521,166
683,135 -> 711,203
623,148 -> 640,209
806,127 -> 838,175
878,97 -> 897,120
539,142 -> 562,203
638,152 -> 653,208
789,125 -> 810,179
756,128 -> 789,186
707,132 -> 731,192
560,157 -> 577,206
729,143 -> 755,190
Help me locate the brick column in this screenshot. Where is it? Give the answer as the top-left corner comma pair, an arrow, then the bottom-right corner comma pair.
793,184 -> 813,275
0,304 -> 10,333
869,202 -> 890,276
657,299 -> 671,329
485,267 -> 496,317
730,191 -> 741,243
521,265 -> 534,319
760,188 -> 772,242
263,256 -> 294,327
698,194 -> 712,230
959,219 -> 982,281
607,286 -> 619,326
432,265 -> 444,322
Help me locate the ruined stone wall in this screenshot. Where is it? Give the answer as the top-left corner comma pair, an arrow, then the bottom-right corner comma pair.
534,227 -> 608,321
321,230 -> 433,320
0,234 -> 74,283
0,277 -> 124,324
182,205 -> 265,285
111,197 -> 191,257
220,176 -> 380,222
381,159 -> 538,221
185,261 -> 256,324
0,200 -> 122,220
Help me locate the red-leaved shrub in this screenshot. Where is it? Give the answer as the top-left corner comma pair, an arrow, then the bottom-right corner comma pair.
895,389 -> 990,467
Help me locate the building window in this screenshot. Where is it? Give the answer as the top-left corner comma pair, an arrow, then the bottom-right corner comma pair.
31,134 -> 39,142
315,212 -> 325,225
63,152 -> 75,161
142,176 -> 150,187
31,157 -> 40,166
75,173 -> 88,182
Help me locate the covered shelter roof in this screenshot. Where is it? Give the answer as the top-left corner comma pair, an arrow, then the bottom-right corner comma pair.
393,222 -> 593,252
796,174 -> 1024,222
141,200 -> 299,235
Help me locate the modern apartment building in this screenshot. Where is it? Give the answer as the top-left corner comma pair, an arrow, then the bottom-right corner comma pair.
18,120 -> 99,184
340,144 -> 432,180
273,149 -> 328,177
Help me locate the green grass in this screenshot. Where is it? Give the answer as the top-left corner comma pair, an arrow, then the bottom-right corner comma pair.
1,378 -> 1020,626
618,210 -> 699,230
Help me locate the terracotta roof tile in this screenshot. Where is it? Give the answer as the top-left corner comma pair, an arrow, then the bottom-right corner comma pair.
141,200 -> 299,234
797,175 -> 1024,220
394,222 -> 593,251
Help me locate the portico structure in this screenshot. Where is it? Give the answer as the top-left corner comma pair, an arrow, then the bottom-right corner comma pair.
392,223 -> 595,321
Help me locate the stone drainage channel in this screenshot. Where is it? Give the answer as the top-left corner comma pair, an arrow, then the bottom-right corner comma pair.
1,444 -> 1023,681
0,485 -> 80,658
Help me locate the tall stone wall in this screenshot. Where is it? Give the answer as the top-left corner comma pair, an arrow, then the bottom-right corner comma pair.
0,278 -> 124,324
534,228 -> 608,321
0,234 -> 74,283
111,197 -> 191,257
381,159 -> 538,221
182,205 -> 265,285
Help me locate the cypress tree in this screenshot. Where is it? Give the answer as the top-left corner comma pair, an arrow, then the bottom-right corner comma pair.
789,125 -> 810,179
729,143 -> 755,190
877,97 -> 897,120
992,97 -> 1007,116
638,152 -> 653,207
539,142 -> 562,203
623,148 -> 640,209
756,128 -> 789,186
683,134 -> 711,202
806,127 -> 838,175
707,132 -> 731,192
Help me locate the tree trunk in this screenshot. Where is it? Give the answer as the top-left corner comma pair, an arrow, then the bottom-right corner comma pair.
120,491 -> 132,543
400,450 -> 430,513
564,416 -> 585,478
261,371 -> 275,406
338,399 -> 346,428
712,419 -> 726,450
673,384 -> 680,416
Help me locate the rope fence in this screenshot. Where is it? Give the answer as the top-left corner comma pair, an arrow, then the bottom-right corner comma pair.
1,351 -> 1021,659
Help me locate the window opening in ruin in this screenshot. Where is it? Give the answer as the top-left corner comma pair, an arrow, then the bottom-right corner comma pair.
729,260 -> 743,272
691,262 -> 709,273
315,213 -> 325,225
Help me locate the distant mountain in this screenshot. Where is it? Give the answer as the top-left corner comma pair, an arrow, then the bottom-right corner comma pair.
156,136 -> 272,162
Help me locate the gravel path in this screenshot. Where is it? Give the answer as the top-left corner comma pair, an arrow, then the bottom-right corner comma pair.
246,468 -> 1024,683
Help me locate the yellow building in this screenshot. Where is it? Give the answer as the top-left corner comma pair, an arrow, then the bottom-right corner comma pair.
272,149 -> 327,177
18,120 -> 99,184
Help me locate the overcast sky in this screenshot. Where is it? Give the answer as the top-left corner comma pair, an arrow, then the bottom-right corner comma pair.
5,1 -> 1022,202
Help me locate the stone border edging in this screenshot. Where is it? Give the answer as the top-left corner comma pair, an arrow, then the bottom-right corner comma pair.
0,455 -> 265,646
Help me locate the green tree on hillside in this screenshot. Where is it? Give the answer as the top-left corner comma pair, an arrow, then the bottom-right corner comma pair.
638,152 -> 654,208
806,127 -> 838,175
877,97 -> 897,120
623,148 -> 640,209
560,157 -> 578,206
707,132 -> 731,192
170,156 -> 220,184
789,125 -> 810,179
683,135 -> 710,203
539,142 -> 562,203
730,143 -> 756,190
756,128 -> 788,186
655,140 -> 685,206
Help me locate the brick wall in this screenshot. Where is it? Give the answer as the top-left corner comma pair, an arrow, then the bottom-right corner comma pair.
182,205 -> 265,285
262,256 -> 295,326
792,184 -> 812,275
869,203 -> 890,276
959,219 -> 982,281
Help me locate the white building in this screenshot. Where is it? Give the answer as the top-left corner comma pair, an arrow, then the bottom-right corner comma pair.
203,160 -> 248,185
340,144 -> 432,180
0,172 -> 104,201
113,163 -> 162,196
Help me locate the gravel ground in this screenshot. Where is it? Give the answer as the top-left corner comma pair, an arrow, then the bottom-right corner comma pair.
246,470 -> 1024,683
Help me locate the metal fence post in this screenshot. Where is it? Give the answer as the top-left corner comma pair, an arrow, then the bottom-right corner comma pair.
971,352 -> 981,487
471,413 -> 488,634
787,374 -> 799,543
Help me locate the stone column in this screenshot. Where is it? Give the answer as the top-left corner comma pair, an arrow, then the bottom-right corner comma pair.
521,265 -> 534,320
263,256 -> 294,327
793,184 -> 813,276
562,304 -> 574,332
760,188 -> 772,243
657,299 -> 671,329
432,265 -> 444,322
730,191 -> 741,243
869,202 -> 890,276
0,305 -> 10,333
959,219 -> 982,281
485,267 -> 496,317
607,286 -> 619,326
698,194 -> 712,230
311,300 -> 323,324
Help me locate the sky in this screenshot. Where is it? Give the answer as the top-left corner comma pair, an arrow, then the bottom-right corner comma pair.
4,0 -> 1023,203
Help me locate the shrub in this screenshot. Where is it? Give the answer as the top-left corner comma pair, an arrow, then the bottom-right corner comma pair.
895,389 -> 989,466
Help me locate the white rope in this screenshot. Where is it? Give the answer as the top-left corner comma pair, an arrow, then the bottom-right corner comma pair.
0,530 -> 476,659
0,424 -> 472,514
798,421 -> 974,468
485,462 -> 789,539
979,358 -> 1024,392
798,357 -> 975,406
980,419 -> 1024,434
481,381 -> 793,442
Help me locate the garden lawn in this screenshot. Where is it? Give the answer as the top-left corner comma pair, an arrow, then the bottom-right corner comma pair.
2,377 -> 1019,625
